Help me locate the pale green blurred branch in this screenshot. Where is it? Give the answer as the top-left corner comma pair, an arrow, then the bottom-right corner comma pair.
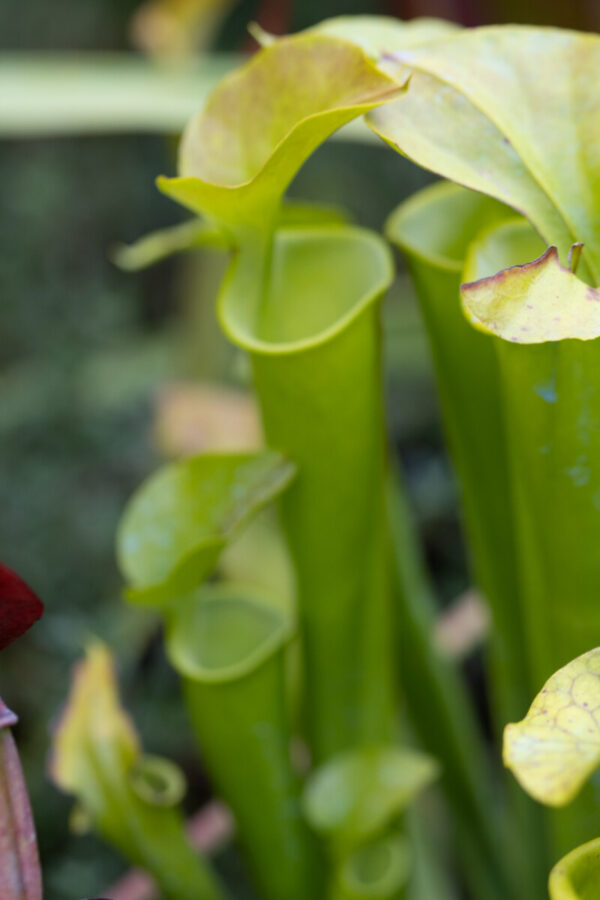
0,54 -> 379,140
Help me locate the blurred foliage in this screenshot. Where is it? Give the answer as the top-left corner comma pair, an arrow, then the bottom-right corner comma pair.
130,0 -> 239,57
2,0 -> 597,897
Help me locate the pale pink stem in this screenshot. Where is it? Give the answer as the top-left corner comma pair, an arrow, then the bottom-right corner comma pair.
0,698 -> 42,900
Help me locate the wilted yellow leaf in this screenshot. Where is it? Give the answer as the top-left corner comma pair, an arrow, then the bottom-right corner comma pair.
504,648 -> 600,806
462,246 -> 600,344
50,644 -> 224,898
50,642 -> 139,803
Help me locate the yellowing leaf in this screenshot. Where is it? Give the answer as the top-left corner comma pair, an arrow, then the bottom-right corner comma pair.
503,647 -> 600,806
462,246 -> 600,343
369,27 -> 600,283
307,15 -> 459,58
158,33 -> 404,231
50,643 -> 225,900
50,642 -> 139,803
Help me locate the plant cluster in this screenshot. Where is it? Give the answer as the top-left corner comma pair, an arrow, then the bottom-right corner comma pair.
3,13 -> 600,900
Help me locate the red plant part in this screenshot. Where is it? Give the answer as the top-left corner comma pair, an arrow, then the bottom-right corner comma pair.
0,564 -> 43,652
0,564 -> 44,898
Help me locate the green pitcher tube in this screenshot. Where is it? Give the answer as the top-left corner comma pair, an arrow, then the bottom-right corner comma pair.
492,334 -> 600,857
463,218 -> 600,860
386,180 -> 536,724
166,584 -> 322,900
113,760 -> 228,900
387,470 -> 513,900
329,834 -> 410,900
218,225 -> 396,763
497,338 -> 600,682
387,185 -> 549,899
549,838 -> 600,900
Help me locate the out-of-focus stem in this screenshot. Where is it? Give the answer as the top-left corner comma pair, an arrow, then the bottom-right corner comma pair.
386,470 -> 509,900
0,699 -> 42,900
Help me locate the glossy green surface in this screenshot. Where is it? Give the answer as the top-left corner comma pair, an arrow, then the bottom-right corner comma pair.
387,187 -> 552,897
220,226 -> 396,762
112,28 -> 437,899
465,222 -> 600,693
466,220 -> 600,855
372,23 -> 600,880
387,182 -> 532,724
106,20 -> 600,900
387,469 -> 509,900
169,585 -> 322,900
550,839 -> 600,900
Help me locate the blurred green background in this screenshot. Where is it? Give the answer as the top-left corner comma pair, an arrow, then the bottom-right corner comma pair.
1,1 -> 598,897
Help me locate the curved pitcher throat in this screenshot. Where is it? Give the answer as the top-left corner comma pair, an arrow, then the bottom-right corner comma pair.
168,586 -> 322,900
166,585 -> 293,684
218,226 -> 397,762
218,226 -> 392,350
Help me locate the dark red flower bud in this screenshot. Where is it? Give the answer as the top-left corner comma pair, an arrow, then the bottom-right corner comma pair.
0,564 -> 43,652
